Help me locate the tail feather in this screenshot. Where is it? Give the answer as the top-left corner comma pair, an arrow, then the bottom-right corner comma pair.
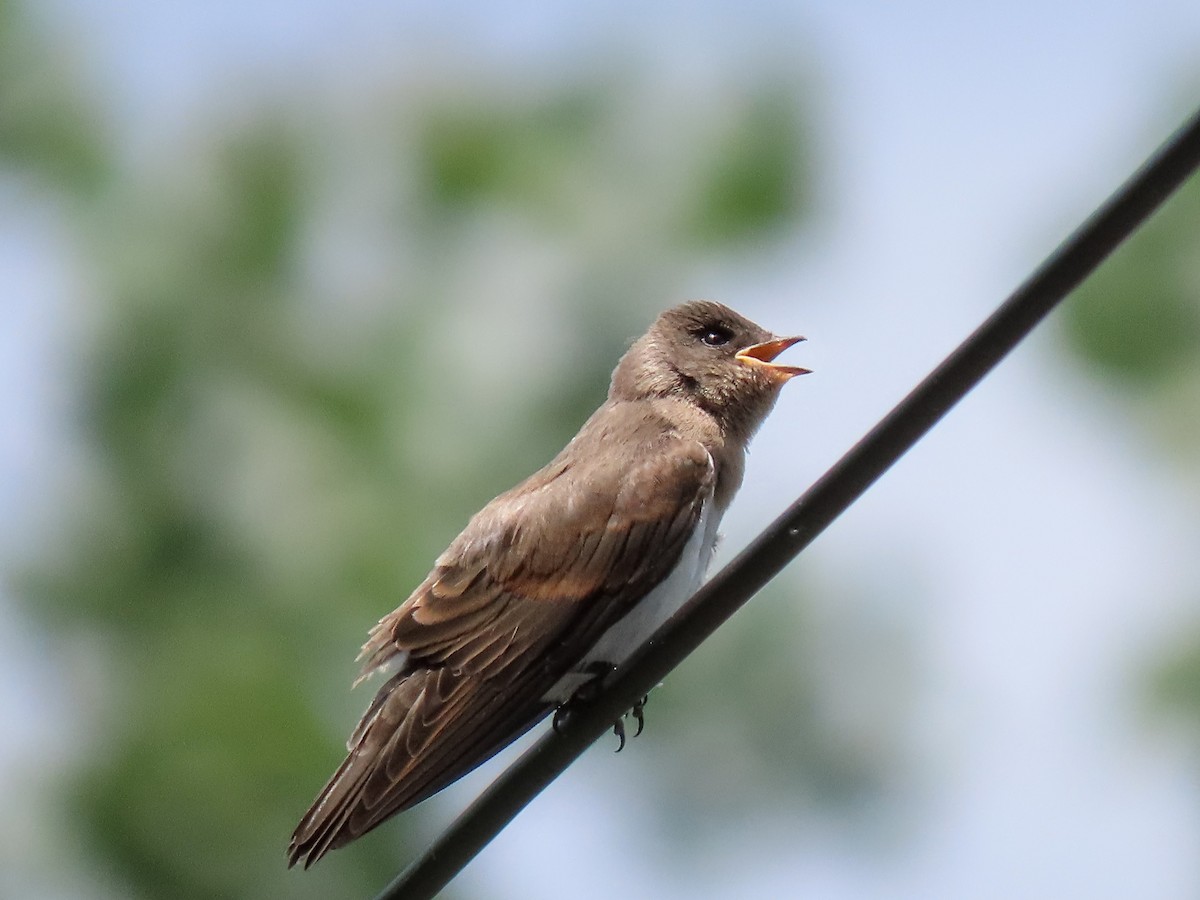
288,673 -> 411,868
287,663 -> 550,868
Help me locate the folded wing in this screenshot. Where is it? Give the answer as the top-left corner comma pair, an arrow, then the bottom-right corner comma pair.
288,430 -> 715,867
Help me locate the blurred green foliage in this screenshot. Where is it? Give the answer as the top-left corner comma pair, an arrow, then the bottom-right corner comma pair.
2,6 -> 887,898
417,86 -> 606,216
683,88 -> 810,246
1149,629 -> 1200,732
0,0 -> 109,193
1063,174 -> 1200,391
1059,120 -> 1200,753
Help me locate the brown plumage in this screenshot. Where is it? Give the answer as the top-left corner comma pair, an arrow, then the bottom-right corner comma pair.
288,300 -> 807,867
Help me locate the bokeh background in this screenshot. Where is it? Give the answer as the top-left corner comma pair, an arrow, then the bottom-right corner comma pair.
4,1 -> 1200,898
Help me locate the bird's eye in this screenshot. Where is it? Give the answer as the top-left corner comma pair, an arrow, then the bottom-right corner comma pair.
698,325 -> 734,347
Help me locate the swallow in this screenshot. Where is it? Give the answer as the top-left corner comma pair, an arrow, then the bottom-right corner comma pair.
288,299 -> 808,867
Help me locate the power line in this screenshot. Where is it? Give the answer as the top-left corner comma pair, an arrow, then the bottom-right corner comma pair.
375,105 -> 1200,900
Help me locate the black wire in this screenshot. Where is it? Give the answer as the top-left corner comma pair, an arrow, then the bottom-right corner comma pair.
376,106 -> 1200,900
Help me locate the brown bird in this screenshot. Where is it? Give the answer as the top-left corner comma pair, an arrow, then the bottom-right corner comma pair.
288,300 -> 808,867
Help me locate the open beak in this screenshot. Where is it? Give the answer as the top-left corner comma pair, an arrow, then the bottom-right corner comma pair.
735,335 -> 811,381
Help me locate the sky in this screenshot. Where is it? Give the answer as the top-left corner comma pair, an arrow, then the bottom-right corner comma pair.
5,1 -> 1200,898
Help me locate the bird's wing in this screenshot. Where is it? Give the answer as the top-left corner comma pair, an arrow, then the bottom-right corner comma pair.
288,433 -> 715,867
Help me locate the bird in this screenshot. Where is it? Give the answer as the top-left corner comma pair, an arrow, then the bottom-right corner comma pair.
287,299 -> 808,867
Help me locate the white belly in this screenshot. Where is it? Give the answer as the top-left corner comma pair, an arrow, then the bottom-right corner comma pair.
543,500 -> 721,703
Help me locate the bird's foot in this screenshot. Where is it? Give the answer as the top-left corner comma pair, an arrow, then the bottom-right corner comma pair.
551,664 -> 650,751
552,661 -> 616,734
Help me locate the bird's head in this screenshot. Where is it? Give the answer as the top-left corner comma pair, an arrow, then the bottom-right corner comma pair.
610,300 -> 809,440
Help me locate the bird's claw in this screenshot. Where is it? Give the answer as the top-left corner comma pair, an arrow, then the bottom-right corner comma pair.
612,716 -> 627,752
611,694 -> 649,751
632,694 -> 647,738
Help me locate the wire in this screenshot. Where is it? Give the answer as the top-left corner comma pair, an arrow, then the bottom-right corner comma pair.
375,105 -> 1200,900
